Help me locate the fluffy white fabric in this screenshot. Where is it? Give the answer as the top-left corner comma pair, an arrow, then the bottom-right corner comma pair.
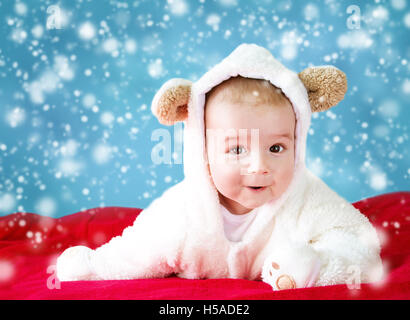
56,44 -> 384,290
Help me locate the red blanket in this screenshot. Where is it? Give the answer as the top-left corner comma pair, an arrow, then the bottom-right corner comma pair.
0,192 -> 409,300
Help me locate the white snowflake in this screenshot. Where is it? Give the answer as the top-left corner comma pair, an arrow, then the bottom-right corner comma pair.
78,21 -> 96,40
167,0 -> 189,16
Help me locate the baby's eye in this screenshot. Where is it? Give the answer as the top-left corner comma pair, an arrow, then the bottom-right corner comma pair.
270,144 -> 284,153
229,146 -> 247,155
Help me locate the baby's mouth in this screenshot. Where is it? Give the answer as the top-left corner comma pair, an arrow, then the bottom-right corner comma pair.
247,186 -> 267,191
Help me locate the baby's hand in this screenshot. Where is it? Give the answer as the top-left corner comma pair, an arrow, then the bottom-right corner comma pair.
261,245 -> 322,290
56,246 -> 95,281
262,261 -> 296,290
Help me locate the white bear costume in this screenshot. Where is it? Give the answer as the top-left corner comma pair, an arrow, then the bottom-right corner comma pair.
56,44 -> 383,290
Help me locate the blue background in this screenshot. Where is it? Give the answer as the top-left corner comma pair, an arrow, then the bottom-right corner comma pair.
0,0 -> 409,217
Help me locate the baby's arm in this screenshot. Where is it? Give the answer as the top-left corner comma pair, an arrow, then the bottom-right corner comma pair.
56,183 -> 186,281
262,218 -> 382,290
305,221 -> 383,287
262,177 -> 383,290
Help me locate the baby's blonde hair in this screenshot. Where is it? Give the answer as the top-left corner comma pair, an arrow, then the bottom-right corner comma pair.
205,76 -> 292,109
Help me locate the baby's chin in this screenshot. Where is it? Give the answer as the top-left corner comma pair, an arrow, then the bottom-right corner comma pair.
219,188 -> 280,212
239,199 -> 269,211
236,197 -> 272,211
237,193 -> 282,210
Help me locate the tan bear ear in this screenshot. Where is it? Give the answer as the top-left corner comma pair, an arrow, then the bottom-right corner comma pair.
151,78 -> 192,125
298,66 -> 347,113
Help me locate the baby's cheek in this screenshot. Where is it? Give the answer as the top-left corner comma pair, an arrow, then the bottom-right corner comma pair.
283,165 -> 294,183
276,161 -> 294,193
212,164 -> 240,192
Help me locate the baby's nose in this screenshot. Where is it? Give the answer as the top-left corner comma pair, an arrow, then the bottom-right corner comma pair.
243,153 -> 270,175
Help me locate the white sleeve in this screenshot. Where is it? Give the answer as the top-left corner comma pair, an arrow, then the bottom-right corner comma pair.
262,211 -> 383,290
56,183 -> 187,281
262,172 -> 384,290
309,218 -> 384,286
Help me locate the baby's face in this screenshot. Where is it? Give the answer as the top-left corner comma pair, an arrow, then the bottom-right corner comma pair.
205,99 -> 295,214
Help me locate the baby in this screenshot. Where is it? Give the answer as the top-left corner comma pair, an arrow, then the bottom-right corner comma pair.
205,77 -> 297,289
56,44 -> 383,290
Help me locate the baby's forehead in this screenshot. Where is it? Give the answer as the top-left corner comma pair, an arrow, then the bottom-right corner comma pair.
205,99 -> 296,140
206,127 -> 293,139
207,96 -> 290,113
206,98 -> 294,120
